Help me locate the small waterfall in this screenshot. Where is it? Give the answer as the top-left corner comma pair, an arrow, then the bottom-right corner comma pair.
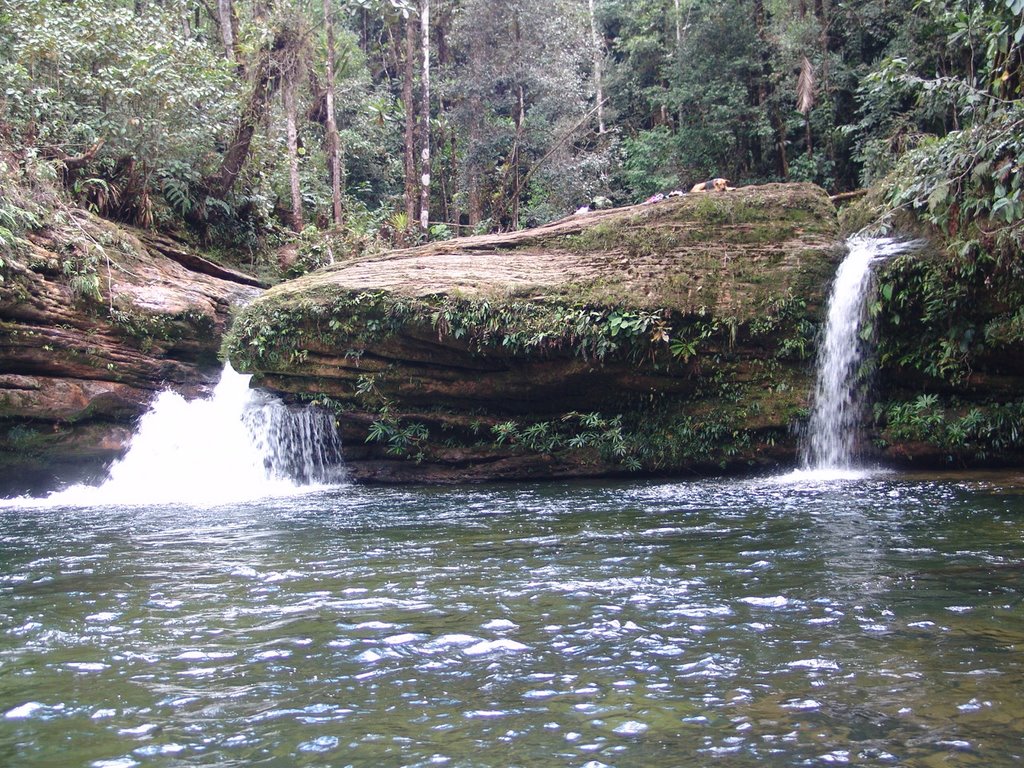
802,236 -> 913,472
47,365 -> 344,506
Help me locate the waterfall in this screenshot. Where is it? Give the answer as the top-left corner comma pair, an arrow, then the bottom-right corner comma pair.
45,365 -> 345,506
801,236 -> 913,473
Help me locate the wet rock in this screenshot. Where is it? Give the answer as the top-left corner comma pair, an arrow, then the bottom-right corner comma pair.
0,210 -> 260,493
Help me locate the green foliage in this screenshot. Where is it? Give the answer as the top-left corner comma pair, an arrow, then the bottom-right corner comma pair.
108,305 -> 211,353
488,412 -> 634,466
0,156 -> 56,261
622,407 -> 754,470
445,0 -> 610,227
229,290 -> 697,371
282,226 -> 351,279
844,0 -> 1024,400
490,396 -> 764,473
60,249 -> 103,303
0,0 -> 237,206
872,239 -> 1024,385
875,395 -> 1024,462
617,127 -> 681,199
366,415 -> 430,459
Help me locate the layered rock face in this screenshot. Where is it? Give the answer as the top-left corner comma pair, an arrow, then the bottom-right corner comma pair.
228,183 -> 840,482
0,210 -> 261,493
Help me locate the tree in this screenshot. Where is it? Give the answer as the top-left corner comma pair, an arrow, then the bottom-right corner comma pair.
0,0 -> 236,223
403,12 -> 418,226
217,0 -> 237,63
323,0 -> 344,228
444,0 -> 605,228
418,0 -> 431,231
205,49 -> 281,201
588,0 -> 607,135
279,12 -> 312,232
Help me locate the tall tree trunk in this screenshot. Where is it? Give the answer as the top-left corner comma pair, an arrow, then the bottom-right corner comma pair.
403,15 -> 418,227
512,84 -> 524,228
217,0 -> 235,61
283,73 -> 304,233
418,0 -> 431,232
814,0 -> 832,163
754,0 -> 788,178
322,0 -> 343,228
448,127 -> 459,230
587,0 -> 605,134
435,4 -> 456,230
673,0 -> 686,127
797,56 -> 816,159
466,32 -> 483,227
204,53 -> 279,199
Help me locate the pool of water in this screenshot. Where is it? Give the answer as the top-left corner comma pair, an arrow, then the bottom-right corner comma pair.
1,472 -> 1023,766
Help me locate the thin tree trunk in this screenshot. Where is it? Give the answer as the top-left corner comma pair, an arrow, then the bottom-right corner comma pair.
815,0 -> 832,163
403,15 -> 418,226
435,5 -> 456,230
229,3 -> 242,67
217,0 -> 235,61
466,32 -> 483,227
671,0 -> 688,128
418,0 -> 430,232
497,100 -> 605,226
754,0 -> 788,178
587,0 -> 605,134
283,73 -> 304,233
514,85 -> 526,227
322,0 -> 343,228
448,122 -> 459,231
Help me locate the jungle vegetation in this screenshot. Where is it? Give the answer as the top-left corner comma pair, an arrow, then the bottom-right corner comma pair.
1,0 -> 1021,276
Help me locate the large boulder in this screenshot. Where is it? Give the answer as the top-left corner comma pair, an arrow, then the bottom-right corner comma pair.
0,210 -> 261,493
227,183 -> 841,482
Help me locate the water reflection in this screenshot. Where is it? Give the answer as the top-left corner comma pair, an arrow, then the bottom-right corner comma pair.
1,474 -> 1023,766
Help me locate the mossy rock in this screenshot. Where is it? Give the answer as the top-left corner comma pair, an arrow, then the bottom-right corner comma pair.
226,183 -> 840,482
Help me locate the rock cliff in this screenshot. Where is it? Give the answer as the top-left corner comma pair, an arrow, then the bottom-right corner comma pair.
227,183 -> 841,482
0,210 -> 261,493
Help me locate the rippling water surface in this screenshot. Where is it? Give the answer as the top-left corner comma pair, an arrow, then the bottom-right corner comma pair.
1,473 -> 1023,767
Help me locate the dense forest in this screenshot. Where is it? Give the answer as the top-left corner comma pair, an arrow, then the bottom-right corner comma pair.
2,0 -> 1022,276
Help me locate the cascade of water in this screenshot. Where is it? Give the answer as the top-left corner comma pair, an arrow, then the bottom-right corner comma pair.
46,365 -> 344,506
802,236 -> 913,471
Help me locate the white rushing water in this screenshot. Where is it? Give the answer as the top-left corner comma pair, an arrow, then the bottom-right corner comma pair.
800,236 -> 914,475
39,365 -> 344,506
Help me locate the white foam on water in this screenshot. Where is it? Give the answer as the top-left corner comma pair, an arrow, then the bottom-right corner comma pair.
14,365 -> 344,507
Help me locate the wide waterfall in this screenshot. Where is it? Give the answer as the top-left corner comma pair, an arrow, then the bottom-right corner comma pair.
42,365 -> 344,506
801,236 -> 913,472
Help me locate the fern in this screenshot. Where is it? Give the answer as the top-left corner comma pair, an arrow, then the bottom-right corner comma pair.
161,177 -> 193,216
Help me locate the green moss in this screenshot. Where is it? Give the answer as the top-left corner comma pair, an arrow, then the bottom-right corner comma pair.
223,183 -> 837,477
227,282 -> 817,379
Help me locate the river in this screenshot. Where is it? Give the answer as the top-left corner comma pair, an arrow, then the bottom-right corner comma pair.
2,472 -> 1022,767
